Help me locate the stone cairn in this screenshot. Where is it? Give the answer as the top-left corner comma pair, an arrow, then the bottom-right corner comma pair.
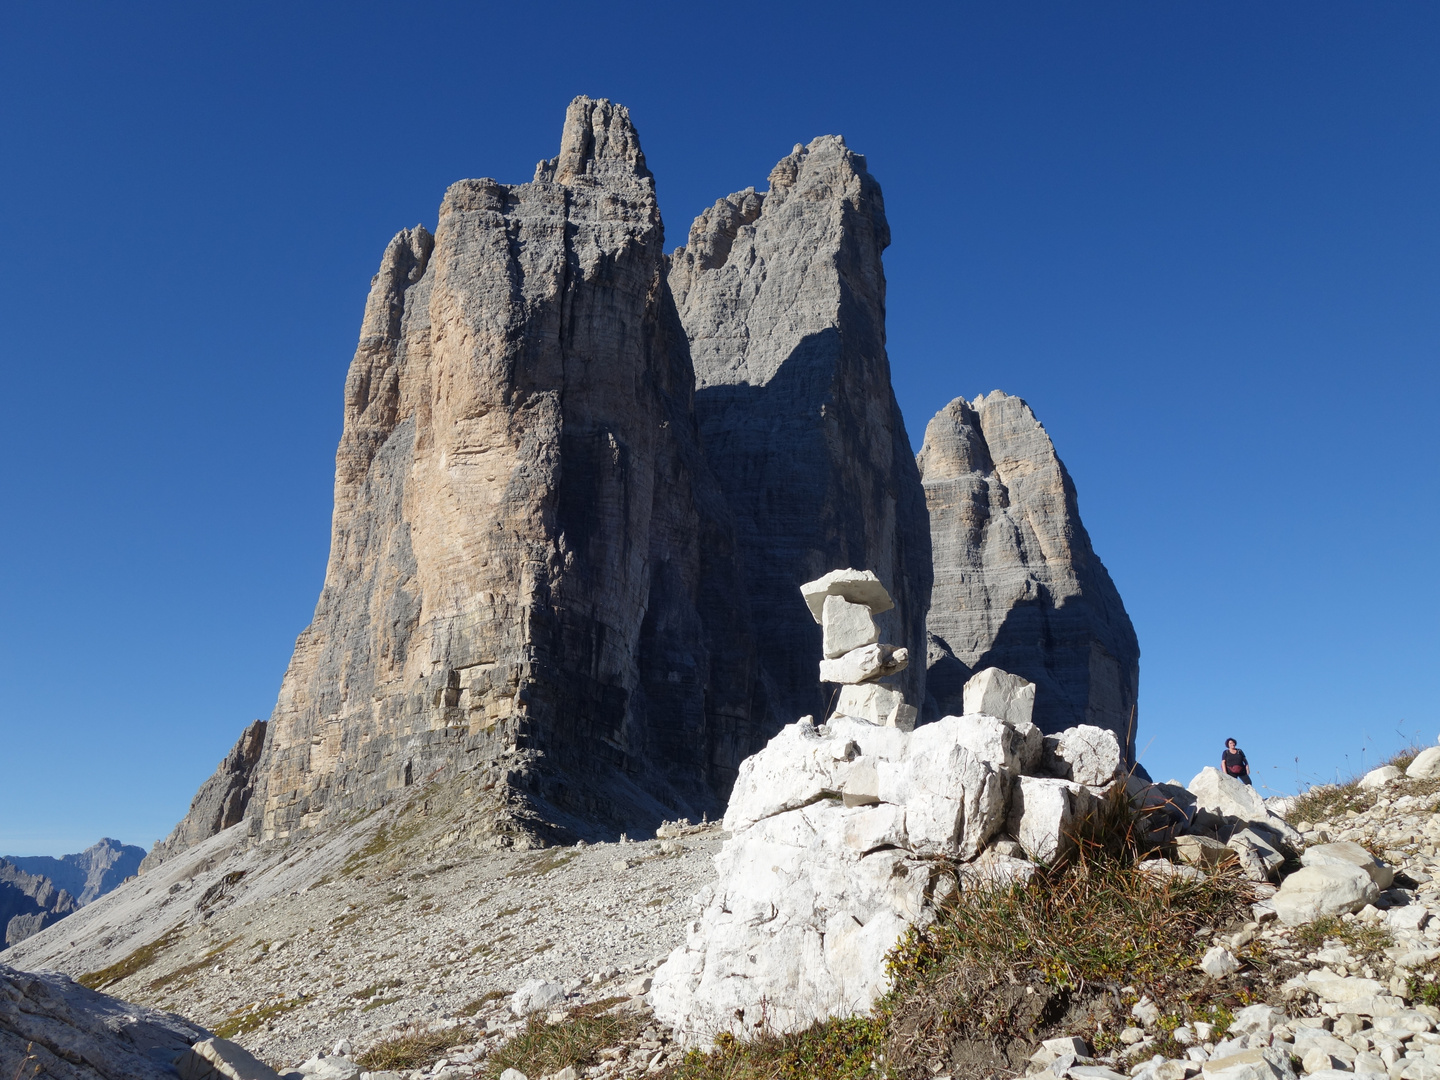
803,569 -> 917,731
650,567 -> 1138,1044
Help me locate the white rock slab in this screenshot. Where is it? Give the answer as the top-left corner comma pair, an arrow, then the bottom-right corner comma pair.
1407,747 -> 1440,779
1359,765 -> 1403,790
1301,841 -> 1395,890
1273,864 -> 1380,926
1008,775 -> 1095,864
962,667 -> 1036,727
801,568 -> 895,622
1052,725 -> 1122,786
822,594 -> 880,658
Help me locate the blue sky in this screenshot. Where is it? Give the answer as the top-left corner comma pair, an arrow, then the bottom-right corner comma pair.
1,3 -> 1436,855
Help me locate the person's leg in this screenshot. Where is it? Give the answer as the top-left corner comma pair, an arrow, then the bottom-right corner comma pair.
1240,773 -> 1252,786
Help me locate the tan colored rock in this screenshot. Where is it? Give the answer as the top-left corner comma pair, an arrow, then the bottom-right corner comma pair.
156,97 -> 773,855
918,393 -> 1139,751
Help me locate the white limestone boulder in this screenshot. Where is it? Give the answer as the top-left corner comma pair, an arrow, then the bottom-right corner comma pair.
1175,834 -> 1233,868
834,683 -> 916,731
1188,767 -> 1301,846
1229,828 -> 1285,881
801,569 -> 895,622
1302,841 -> 1395,890
1359,765 -> 1403,790
821,594 -> 880,658
178,1038 -> 287,1080
1407,747 -> 1440,780
878,723 -> 1008,858
962,667 -> 1036,727
950,713 -> 1041,775
1008,776 -> 1098,864
510,978 -> 567,1016
653,705 -> 1027,1043
1048,725 -> 1123,786
649,799 -> 932,1043
724,718 -> 848,832
1272,863 -> 1380,926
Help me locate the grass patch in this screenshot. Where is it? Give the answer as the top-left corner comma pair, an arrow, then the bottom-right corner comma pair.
459,989 -> 509,1016
505,849 -> 578,878
1290,915 -> 1393,960
362,996 -> 403,1012
667,1017 -> 887,1080
1290,745 -> 1429,823
78,926 -> 185,990
351,978 -> 404,999
144,936 -> 242,993
342,812 -> 425,876
484,1000 -> 641,1078
1409,959 -> 1440,1006
213,995 -> 304,1039
497,905 -> 523,918
357,1024 -> 474,1069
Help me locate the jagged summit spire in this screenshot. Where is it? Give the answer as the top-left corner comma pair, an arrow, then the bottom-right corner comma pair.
535,96 -> 651,187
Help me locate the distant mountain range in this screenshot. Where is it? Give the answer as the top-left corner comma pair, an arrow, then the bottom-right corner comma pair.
0,838 -> 143,946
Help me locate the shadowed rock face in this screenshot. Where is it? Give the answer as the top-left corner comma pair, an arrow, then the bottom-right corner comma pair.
917,392 -> 1139,755
668,137 -> 932,724
151,97 -> 770,860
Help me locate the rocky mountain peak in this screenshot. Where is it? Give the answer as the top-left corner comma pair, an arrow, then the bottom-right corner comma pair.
535,95 -> 651,188
919,391 -> 1139,749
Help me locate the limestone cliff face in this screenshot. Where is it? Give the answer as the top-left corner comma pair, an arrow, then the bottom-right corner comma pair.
917,392 -> 1139,753
668,137 -> 932,723
155,98 -> 769,859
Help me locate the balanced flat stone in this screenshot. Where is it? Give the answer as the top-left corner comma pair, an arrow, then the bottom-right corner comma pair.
800,569 -> 895,623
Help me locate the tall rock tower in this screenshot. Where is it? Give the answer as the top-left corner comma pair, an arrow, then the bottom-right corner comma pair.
153,98 -> 771,858
668,137 -> 932,724
918,392 -> 1139,754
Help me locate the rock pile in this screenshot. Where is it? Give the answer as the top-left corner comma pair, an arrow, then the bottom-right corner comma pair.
805,569 -> 917,731
650,571 -> 1133,1041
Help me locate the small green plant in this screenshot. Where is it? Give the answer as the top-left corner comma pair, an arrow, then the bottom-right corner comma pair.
668,1015 -> 888,1080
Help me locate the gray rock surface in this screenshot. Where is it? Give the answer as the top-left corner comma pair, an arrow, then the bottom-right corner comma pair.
6,839 -> 145,907
0,961 -> 208,1079
157,97 -> 772,857
917,392 -> 1139,752
0,860 -> 78,947
669,136 -> 932,724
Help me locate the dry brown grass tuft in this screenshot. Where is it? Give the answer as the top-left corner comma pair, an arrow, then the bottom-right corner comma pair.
357,1023 -> 476,1069
482,999 -> 640,1078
